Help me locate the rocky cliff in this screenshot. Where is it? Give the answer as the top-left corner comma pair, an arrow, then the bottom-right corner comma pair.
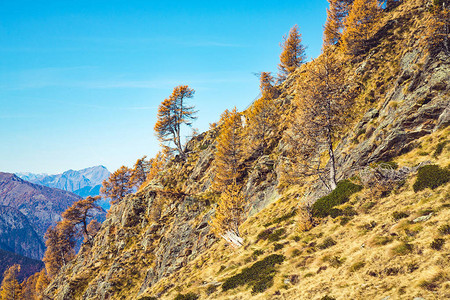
44,1 -> 449,299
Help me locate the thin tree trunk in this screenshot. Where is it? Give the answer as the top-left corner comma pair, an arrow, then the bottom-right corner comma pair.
327,133 -> 337,190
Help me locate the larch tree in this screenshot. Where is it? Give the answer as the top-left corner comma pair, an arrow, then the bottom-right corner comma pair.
213,107 -> 245,191
34,269 -> 50,298
21,272 -> 38,300
0,264 -> 21,300
211,107 -> 247,247
278,25 -> 307,81
246,72 -> 278,155
154,85 -> 197,158
284,49 -> 356,191
62,196 -> 102,245
130,156 -> 151,189
341,0 -> 380,55
101,165 -> 133,205
42,220 -> 76,278
323,0 -> 354,47
427,0 -> 450,54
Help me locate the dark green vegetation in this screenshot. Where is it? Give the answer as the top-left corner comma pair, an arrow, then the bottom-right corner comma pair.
430,238 -> 445,250
256,228 -> 286,242
433,140 -> 448,157
312,180 -> 363,218
392,211 -> 409,221
222,254 -> 285,294
412,165 -> 450,192
438,224 -> 450,235
173,292 -> 199,300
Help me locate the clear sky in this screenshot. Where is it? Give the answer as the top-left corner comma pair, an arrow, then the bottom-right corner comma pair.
0,0 -> 329,174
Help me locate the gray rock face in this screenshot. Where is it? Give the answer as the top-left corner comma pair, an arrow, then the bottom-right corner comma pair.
0,205 -> 45,260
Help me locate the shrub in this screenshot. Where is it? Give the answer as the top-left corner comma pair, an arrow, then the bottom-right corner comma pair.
438,224 -> 450,235
413,165 -> 450,192
174,293 -> 199,300
350,261 -> 365,272
138,297 -> 158,300
222,254 -> 285,293
392,211 -> 409,221
256,228 -> 287,242
433,140 -> 448,157
318,237 -> 337,250
265,209 -> 297,227
312,180 -> 363,218
273,243 -> 284,251
430,238 -> 445,250
392,242 -> 414,255
321,296 -> 336,300
252,249 -> 264,257
206,285 -> 217,295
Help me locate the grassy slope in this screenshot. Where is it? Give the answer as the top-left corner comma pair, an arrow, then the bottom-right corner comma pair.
150,127 -> 449,300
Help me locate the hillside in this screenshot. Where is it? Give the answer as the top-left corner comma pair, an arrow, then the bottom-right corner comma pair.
0,205 -> 45,260
0,249 -> 44,283
43,0 -> 449,299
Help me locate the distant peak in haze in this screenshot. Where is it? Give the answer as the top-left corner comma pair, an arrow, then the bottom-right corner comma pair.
15,165 -> 111,200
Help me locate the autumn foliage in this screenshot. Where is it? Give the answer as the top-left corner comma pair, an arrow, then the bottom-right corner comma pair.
0,265 -> 21,300
154,85 -> 197,158
341,0 -> 380,55
323,0 -> 354,47
278,25 -> 307,80
101,165 -> 133,204
427,1 -> 450,54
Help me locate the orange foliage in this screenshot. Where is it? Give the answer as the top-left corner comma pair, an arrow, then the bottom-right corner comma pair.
101,166 -> 133,205
278,25 -> 307,81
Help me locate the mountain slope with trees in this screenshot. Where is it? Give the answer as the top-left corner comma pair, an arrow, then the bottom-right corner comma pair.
39,0 -> 449,299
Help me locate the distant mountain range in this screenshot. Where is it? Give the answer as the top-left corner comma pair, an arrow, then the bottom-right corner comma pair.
17,165 -> 110,197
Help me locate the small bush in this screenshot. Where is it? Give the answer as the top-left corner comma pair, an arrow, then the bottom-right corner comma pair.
350,261 -> 365,272
413,165 -> 450,192
273,243 -> 284,251
268,229 -> 286,242
321,296 -> 336,300
252,249 -> 264,257
392,242 -> 414,255
438,224 -> 450,235
265,209 -> 297,227
222,254 -> 285,293
392,211 -> 409,221
312,180 -> 363,218
318,237 -> 337,250
206,285 -> 217,295
430,238 -> 445,250
339,216 -> 352,225
174,293 -> 199,300
372,236 -> 392,246
138,297 -> 158,300
433,140 -> 448,157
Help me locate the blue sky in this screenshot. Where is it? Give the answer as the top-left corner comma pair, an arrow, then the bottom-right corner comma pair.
0,0 -> 329,174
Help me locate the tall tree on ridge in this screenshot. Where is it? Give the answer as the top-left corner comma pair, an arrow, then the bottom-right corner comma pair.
323,0 -> 354,47
278,25 -> 307,81
154,85 -> 197,158
101,166 -> 133,205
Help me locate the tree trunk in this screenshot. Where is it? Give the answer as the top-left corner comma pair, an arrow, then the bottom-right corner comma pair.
327,129 -> 337,190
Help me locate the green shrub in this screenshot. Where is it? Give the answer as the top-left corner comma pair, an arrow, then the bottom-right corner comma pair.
413,165 -> 450,192
256,228 -> 286,242
264,209 -> 297,227
252,249 -> 264,257
312,180 -> 363,218
273,243 -> 284,251
438,224 -> 450,235
430,238 -> 445,250
138,297 -> 158,300
222,254 -> 285,293
206,285 -> 217,295
174,293 -> 198,300
318,237 -> 337,250
350,261 -> 365,272
392,242 -> 414,255
433,141 -> 448,157
392,211 -> 409,221
321,296 -> 336,300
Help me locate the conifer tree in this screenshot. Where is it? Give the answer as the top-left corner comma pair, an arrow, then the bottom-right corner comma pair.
246,72 -> 278,155
0,265 -> 21,300
21,271 -> 38,300
130,156 -> 151,189
284,49 -> 355,191
154,85 -> 197,158
34,269 -> 50,298
62,196 -> 102,245
341,0 -> 380,55
210,183 -> 246,246
213,107 -> 245,191
427,0 -> 450,54
278,25 -> 307,81
323,0 -> 354,47
42,220 -> 76,278
101,165 -> 133,204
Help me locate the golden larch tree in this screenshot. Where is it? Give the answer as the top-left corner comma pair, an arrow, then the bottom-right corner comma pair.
42,220 -> 76,278
62,196 -> 102,245
0,265 -> 21,300
341,0 -> 380,55
141,151 -> 166,189
154,85 -> 197,158
427,0 -> 450,54
130,156 -> 151,189
101,165 -> 133,205
246,72 -> 278,155
278,25 -> 307,81
284,49 -> 356,191
323,0 -> 354,47
213,107 -> 245,191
